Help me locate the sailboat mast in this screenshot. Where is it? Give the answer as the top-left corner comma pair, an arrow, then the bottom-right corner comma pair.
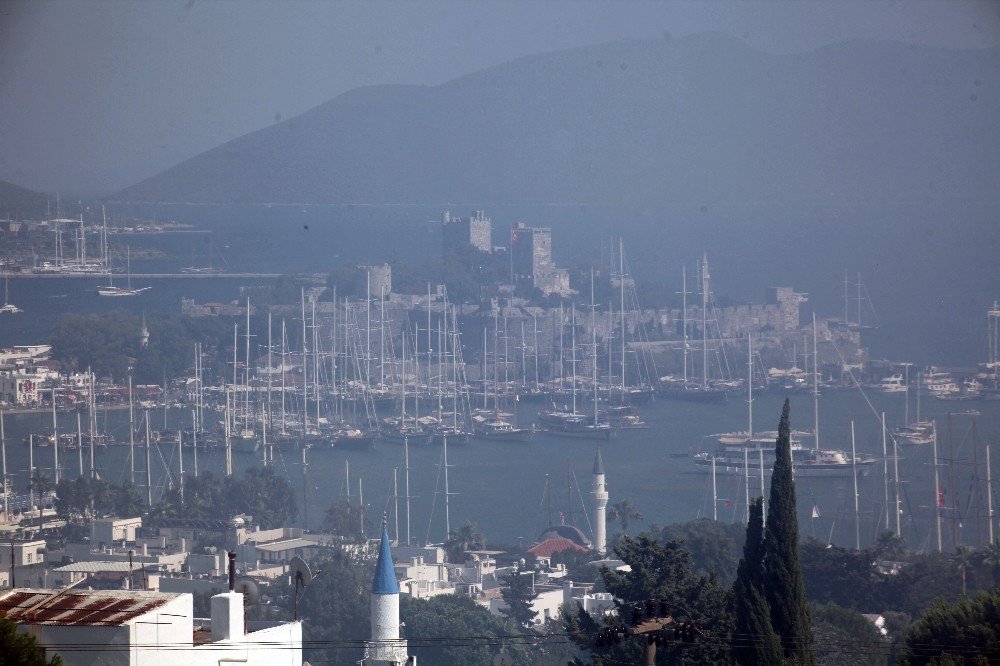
443,435 -> 451,539
366,270 -> 371,383
702,254 -> 708,387
851,420 -> 860,550
245,299 -> 251,432
571,304 -> 577,414
380,286 -> 386,388
813,312 -> 820,451
532,312 -> 540,390
300,289 -> 308,438
224,390 -> 232,476
986,444 -> 994,544
881,412 -> 890,532
892,430 -> 903,536
281,321 -> 287,434
711,455 -> 717,521
619,239 -> 626,399
404,437 -> 411,545
144,410 -> 153,505
0,410 -> 7,521
857,272 -> 862,328
128,374 -> 135,484
591,269 -> 598,427
682,266 -> 688,384
267,312 -> 272,444
747,334 -> 753,439
932,422 -> 942,552
52,388 -> 59,485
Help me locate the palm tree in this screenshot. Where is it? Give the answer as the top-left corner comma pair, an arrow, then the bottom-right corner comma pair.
445,521 -> 485,562
607,498 -> 642,534
951,545 -> 973,596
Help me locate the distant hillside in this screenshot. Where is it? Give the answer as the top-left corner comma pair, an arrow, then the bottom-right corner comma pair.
0,179 -> 51,219
114,34 -> 1000,206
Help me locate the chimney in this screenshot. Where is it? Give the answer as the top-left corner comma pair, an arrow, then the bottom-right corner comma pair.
211,552 -> 244,643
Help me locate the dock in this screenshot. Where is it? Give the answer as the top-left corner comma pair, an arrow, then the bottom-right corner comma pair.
0,272 -> 280,279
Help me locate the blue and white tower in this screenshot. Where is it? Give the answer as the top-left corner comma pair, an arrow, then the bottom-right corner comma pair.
366,522 -> 410,665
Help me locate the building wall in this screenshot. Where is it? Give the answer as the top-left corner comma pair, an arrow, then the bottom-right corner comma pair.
16,594 -> 302,666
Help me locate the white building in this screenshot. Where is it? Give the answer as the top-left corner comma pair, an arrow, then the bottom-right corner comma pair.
0,585 -> 301,666
91,517 -> 142,546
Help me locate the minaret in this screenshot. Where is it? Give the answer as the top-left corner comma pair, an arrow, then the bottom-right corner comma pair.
140,313 -> 149,350
367,521 -> 410,665
592,446 -> 608,555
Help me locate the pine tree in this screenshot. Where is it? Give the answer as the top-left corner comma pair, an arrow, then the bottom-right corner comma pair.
732,496 -> 782,665
764,399 -> 814,664
0,617 -> 63,665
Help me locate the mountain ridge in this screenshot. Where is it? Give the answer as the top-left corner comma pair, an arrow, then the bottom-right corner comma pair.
112,33 -> 1000,206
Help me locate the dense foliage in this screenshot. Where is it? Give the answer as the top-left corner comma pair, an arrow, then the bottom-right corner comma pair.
809,602 -> 885,666
444,521 -> 486,563
899,588 -> 1000,665
322,500 -> 371,542
400,595 -> 545,665
54,477 -> 144,530
498,568 -> 539,631
763,400 -> 814,664
651,517 -> 746,586
592,534 -> 734,664
731,497 -> 782,665
154,468 -> 298,529
49,311 -> 231,383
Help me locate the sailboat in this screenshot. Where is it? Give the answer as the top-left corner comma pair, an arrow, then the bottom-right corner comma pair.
657,255 -> 731,403
0,277 -> 22,314
693,325 -> 876,478
538,282 -> 613,440
98,246 -> 150,297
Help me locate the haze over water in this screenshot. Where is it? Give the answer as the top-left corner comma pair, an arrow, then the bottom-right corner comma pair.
4,388 -> 997,552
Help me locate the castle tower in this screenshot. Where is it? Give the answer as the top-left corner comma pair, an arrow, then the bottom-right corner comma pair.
592,446 -> 608,555
367,523 -> 410,665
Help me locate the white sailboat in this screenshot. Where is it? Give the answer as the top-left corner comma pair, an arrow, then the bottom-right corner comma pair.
0,277 -> 22,314
98,246 -> 150,297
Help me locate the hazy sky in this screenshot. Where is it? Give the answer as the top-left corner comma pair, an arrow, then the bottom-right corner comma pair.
1,0 -> 997,195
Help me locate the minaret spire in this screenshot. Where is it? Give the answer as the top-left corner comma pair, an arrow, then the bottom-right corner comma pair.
592,445 -> 608,555
367,513 -> 409,665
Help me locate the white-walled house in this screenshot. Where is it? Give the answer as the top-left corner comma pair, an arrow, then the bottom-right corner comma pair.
0,587 -> 301,666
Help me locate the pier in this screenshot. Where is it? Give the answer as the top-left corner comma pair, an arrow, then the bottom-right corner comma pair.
0,272 -> 280,279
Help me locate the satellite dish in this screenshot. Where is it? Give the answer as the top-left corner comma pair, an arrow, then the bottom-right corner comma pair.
289,557 -> 312,587
235,577 -> 261,604
290,556 -> 313,620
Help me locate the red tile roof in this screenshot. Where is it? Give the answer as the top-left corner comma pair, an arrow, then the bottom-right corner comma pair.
528,537 -> 588,558
0,588 -> 180,626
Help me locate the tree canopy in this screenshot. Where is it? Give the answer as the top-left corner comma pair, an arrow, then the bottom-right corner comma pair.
899,588 -> 1000,665
0,617 -> 63,665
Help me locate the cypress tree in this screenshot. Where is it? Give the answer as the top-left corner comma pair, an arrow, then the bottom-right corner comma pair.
764,399 -> 814,664
732,496 -> 782,665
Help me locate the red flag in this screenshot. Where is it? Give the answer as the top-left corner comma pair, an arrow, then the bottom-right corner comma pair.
938,488 -> 946,507
724,500 -> 731,508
